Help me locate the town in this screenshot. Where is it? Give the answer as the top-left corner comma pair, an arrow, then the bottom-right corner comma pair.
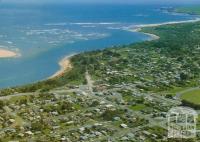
1,8 -> 200,142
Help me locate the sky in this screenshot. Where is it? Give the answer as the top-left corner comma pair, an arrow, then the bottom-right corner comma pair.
1,0 -> 200,4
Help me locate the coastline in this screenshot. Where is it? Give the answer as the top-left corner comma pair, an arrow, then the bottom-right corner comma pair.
131,18 -> 200,41
0,49 -> 18,58
49,18 -> 200,79
134,18 -> 200,29
133,27 -> 160,41
49,54 -> 75,79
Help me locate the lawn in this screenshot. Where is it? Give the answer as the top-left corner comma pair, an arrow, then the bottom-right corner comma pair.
162,87 -> 191,96
130,104 -> 146,111
181,89 -> 200,104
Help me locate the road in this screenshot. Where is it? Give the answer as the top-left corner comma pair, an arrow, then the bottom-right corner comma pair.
85,70 -> 94,94
0,92 -> 38,100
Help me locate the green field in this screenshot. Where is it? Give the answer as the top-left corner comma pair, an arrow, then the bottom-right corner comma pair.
181,89 -> 200,104
130,104 -> 146,111
175,6 -> 200,15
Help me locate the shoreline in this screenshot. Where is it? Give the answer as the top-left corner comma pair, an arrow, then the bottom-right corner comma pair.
49,54 -> 75,79
0,49 -> 18,58
49,18 -> 200,80
134,18 -> 200,29
132,27 -> 160,41
131,18 -> 200,41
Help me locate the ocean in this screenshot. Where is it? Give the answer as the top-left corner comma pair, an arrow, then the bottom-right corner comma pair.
0,3 -> 198,88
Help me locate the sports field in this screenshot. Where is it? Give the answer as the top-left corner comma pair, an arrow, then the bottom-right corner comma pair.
181,89 -> 200,104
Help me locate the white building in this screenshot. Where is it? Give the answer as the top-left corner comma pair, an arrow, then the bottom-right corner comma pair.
167,106 -> 198,139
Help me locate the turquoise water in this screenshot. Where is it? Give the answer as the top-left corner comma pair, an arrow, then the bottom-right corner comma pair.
0,4 -> 198,88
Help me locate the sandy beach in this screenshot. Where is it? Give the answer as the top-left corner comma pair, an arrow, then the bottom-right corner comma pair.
49,54 -> 75,79
135,18 -> 200,29
130,27 -> 160,41
131,18 -> 200,41
0,49 -> 17,58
